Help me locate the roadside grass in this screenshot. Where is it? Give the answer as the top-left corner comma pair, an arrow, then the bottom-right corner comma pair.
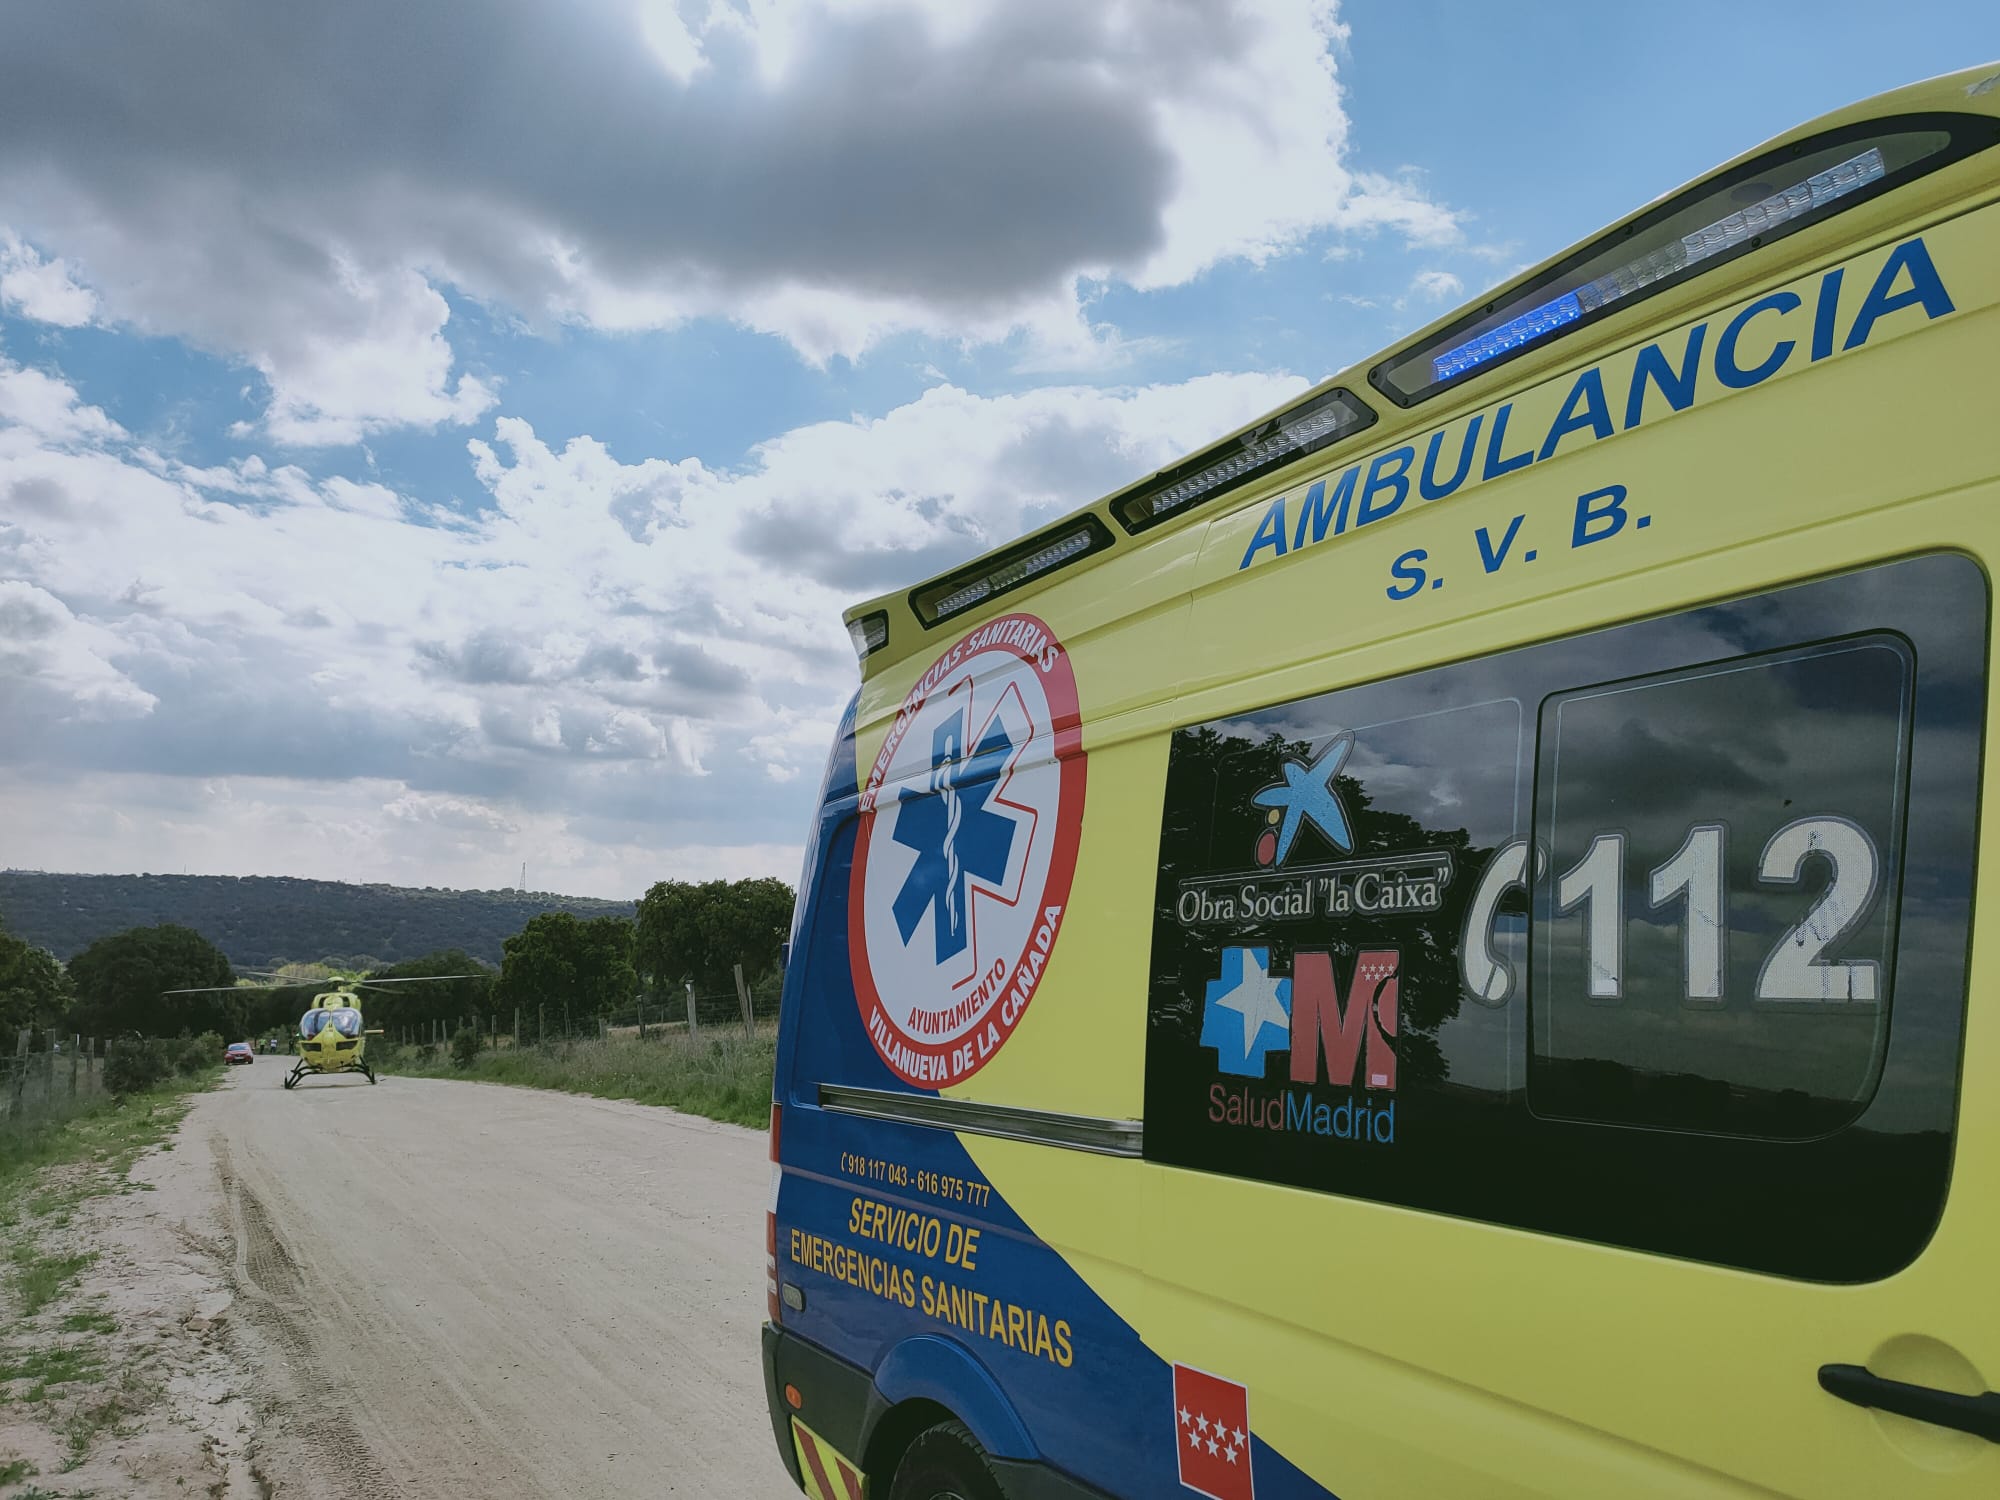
0,1069 -> 218,1476
1,1082 -> 207,1231
57,1364 -> 157,1472
0,1342 -> 106,1402
389,1031 -> 775,1128
0,1061 -> 113,1200
6,1246 -> 97,1319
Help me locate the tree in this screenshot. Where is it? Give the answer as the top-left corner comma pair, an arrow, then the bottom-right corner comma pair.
363,949 -> 496,1033
0,870 -> 637,967
634,878 -> 793,996
633,882 -> 702,990
577,917 -> 638,1016
239,981 -> 325,1038
496,914 -> 636,1017
67,924 -> 237,1037
0,917 -> 71,1035
498,913 -> 580,1011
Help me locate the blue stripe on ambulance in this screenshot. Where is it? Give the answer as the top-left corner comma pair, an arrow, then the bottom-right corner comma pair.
775,702 -> 1337,1499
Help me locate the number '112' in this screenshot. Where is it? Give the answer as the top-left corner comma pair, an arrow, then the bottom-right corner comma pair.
1552,817 -> 1881,1005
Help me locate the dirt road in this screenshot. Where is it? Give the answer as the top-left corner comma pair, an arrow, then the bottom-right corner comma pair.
201,1064 -> 798,1498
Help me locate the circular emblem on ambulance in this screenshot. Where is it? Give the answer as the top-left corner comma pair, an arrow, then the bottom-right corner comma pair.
850,612 -> 1086,1089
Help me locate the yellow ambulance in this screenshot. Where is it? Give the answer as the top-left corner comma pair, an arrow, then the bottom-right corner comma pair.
763,62 -> 2000,1500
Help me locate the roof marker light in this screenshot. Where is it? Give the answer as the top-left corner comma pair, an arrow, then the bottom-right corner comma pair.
912,517 -> 1113,627
1111,386 -> 1375,535
1372,114 -> 2000,407
846,610 -> 889,662
1432,148 -> 1885,383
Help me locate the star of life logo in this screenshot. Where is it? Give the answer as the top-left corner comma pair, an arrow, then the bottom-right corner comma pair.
1173,1363 -> 1253,1500
851,613 -> 1086,1088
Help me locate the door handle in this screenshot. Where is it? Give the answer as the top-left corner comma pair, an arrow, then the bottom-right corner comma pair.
1818,1363 -> 2000,1444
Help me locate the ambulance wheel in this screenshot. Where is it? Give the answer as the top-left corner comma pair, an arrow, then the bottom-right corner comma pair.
886,1420 -> 1008,1500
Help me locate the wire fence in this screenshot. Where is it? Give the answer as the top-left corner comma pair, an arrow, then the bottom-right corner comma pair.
378,963 -> 784,1052
3,1031 -> 110,1148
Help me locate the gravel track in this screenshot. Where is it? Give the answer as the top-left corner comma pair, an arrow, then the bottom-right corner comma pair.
202,1064 -> 797,1498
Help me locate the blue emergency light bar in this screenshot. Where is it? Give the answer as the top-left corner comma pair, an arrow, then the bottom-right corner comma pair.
1431,148 -> 1885,384
1372,114 -> 1998,407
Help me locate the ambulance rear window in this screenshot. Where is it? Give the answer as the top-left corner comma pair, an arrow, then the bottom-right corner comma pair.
1531,638 -> 1911,1137
1142,551 -> 1984,1282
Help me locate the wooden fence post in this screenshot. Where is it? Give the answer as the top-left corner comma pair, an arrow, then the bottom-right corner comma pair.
514,1008 -> 521,1047
684,981 -> 698,1037
7,1029 -> 26,1123
734,964 -> 754,1039
638,996 -> 646,1042
70,1034 -> 80,1096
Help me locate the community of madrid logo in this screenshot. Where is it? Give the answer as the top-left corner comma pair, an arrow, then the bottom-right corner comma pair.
850,612 -> 1086,1088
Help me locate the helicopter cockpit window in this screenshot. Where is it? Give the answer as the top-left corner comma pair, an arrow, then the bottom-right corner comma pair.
301,1007 -> 363,1039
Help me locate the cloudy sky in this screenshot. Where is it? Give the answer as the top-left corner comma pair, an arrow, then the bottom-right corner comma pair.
0,1 -> 1991,900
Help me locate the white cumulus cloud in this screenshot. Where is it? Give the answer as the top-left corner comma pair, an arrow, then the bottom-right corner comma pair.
0,0 -> 1456,420
0,231 -> 98,326
1409,269 -> 1465,302
0,353 -> 1306,894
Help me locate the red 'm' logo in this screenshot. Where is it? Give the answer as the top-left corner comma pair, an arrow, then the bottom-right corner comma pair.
1288,948 -> 1398,1091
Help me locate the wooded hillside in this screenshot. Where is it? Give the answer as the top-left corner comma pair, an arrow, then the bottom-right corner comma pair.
0,871 -> 636,967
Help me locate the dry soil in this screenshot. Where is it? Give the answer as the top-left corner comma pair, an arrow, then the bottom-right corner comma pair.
4,1065 -> 800,1499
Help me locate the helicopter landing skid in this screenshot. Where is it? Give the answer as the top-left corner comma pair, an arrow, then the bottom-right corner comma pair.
283,1059 -> 376,1089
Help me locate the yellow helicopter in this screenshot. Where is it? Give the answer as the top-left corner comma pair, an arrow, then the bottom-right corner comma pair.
163,968 -> 487,1091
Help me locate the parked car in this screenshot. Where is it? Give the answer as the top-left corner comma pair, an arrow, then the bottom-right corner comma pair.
224,1041 -> 255,1066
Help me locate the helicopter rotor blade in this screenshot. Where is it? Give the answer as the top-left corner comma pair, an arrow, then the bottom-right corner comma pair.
352,974 -> 491,987
162,972 -> 487,998
159,978 -> 332,996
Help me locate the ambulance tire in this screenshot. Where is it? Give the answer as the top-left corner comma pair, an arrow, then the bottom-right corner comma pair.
886,1419 -> 1009,1500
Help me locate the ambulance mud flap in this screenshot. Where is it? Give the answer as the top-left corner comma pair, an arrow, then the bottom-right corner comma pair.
793,1419 -> 866,1500
767,1325 -> 870,1488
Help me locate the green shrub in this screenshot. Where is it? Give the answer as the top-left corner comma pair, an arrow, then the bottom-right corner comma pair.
101,1038 -> 171,1095
450,1023 -> 482,1069
175,1032 -> 224,1076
